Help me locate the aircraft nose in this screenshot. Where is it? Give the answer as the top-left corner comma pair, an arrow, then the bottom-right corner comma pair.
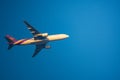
65,34 -> 69,38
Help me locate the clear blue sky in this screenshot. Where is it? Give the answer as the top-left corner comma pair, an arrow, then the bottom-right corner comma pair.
0,0 -> 120,80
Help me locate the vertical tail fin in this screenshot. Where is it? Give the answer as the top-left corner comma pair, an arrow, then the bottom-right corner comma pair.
5,35 -> 17,49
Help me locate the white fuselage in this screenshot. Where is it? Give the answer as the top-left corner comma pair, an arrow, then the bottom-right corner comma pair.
14,34 -> 69,45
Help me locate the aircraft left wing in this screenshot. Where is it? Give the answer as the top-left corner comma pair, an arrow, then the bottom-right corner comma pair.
32,44 -> 46,57
24,21 -> 45,40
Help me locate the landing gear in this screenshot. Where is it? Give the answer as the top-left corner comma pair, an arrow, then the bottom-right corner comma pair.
45,45 -> 51,49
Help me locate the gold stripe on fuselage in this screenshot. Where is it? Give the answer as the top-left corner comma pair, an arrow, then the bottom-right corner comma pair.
14,39 -> 25,45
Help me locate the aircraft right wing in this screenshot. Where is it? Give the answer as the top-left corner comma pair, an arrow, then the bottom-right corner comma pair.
24,21 -> 45,40
32,44 -> 46,57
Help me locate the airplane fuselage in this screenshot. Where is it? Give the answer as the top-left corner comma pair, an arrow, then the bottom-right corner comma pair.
14,34 -> 69,45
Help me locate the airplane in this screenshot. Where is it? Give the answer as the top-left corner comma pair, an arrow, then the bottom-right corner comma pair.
5,21 -> 69,57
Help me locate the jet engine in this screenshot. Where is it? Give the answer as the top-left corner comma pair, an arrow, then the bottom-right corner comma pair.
41,33 -> 48,37
45,45 -> 51,49
35,33 -> 48,37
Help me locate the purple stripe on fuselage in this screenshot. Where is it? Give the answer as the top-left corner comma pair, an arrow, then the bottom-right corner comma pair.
16,39 -> 29,45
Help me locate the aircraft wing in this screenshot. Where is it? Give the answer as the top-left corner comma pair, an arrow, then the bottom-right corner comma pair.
24,21 -> 45,40
32,44 -> 46,57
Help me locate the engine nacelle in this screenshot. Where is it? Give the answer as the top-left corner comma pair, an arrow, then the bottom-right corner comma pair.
35,33 -> 48,37
45,45 -> 51,49
42,33 -> 48,37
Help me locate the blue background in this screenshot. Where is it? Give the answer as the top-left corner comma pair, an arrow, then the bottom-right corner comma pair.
0,0 -> 120,80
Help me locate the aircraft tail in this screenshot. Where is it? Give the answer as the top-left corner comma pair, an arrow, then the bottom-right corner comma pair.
5,35 -> 17,49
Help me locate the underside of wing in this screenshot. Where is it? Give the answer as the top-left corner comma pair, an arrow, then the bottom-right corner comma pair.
24,21 -> 45,40
32,44 -> 46,57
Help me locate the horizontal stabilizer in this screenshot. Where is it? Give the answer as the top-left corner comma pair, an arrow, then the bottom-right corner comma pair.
5,35 -> 16,50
